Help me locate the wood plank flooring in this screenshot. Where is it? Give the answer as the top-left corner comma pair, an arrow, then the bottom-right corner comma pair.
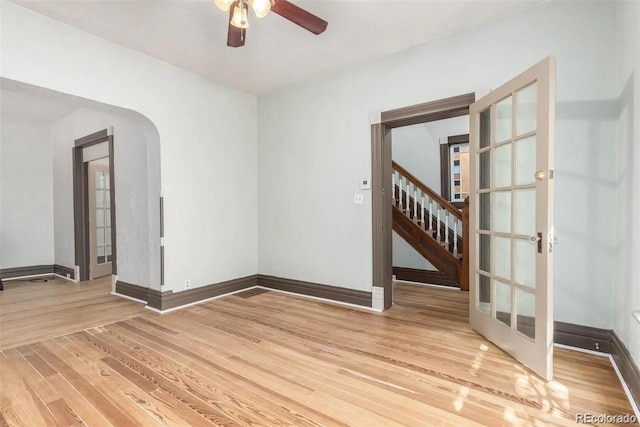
0,276 -> 146,351
0,280 -> 636,426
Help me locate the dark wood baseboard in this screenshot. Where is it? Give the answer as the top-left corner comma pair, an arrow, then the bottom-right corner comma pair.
54,264 -> 75,279
146,275 -> 259,311
142,274 -> 372,311
0,264 -> 75,280
258,274 -> 373,307
611,331 -> 640,410
115,281 -> 149,302
554,321 -> 611,353
393,267 -> 458,288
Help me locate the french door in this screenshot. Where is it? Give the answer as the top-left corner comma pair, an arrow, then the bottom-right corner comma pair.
469,57 -> 555,380
88,158 -> 113,279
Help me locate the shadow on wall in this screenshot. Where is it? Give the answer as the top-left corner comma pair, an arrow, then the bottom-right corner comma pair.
553,89 -> 628,327
0,77 -> 162,289
614,72 -> 638,346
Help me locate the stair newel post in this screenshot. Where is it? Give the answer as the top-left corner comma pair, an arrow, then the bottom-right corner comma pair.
421,196 -> 425,229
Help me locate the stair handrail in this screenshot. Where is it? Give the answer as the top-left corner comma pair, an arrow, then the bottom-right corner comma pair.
392,161 -> 462,220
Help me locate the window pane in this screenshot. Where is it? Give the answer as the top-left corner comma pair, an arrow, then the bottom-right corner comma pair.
496,95 -> 513,143
495,281 -> 512,327
494,191 -> 511,233
479,151 -> 491,190
514,189 -> 536,236
479,234 -> 491,273
97,209 -> 105,227
96,190 -> 104,208
106,245 -> 112,256
95,171 -> 104,189
105,209 -> 111,226
494,236 -> 511,280
105,228 -> 112,245
105,172 -> 110,190
495,143 -> 512,188
97,228 -> 105,246
479,193 -> 490,231
515,238 -> 536,288
479,108 -> 491,149
478,274 -> 491,313
516,83 -> 537,136
97,246 -> 105,257
515,136 -> 536,185
516,288 -> 536,339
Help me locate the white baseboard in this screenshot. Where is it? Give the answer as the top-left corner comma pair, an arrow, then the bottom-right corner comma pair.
2,273 -> 77,283
110,291 -> 146,304
143,286 -> 259,315
260,286 -> 382,313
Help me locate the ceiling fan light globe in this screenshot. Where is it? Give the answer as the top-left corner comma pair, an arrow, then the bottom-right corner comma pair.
213,0 -> 232,12
249,0 -> 271,19
230,3 -> 250,29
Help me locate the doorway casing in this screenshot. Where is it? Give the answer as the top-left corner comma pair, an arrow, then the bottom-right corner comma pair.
73,128 -> 117,282
371,93 -> 475,310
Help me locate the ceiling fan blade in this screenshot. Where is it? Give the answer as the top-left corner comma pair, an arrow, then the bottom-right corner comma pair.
227,4 -> 246,47
271,0 -> 328,35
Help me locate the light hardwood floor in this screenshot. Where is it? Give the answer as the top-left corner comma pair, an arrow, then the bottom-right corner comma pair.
0,279 -> 636,426
0,276 -> 145,351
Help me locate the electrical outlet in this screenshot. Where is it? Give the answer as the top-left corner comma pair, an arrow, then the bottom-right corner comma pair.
184,280 -> 191,289
354,194 -> 364,205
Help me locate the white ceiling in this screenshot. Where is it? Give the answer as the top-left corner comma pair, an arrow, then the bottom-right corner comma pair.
11,0 -> 542,95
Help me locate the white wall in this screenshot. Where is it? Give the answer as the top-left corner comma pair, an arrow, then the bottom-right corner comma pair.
258,0 -> 618,330
51,108 -> 160,288
391,116 -> 469,271
0,2 -> 258,291
0,114 -> 54,268
614,0 -> 640,369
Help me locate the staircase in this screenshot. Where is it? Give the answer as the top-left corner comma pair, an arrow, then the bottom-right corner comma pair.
392,161 -> 469,290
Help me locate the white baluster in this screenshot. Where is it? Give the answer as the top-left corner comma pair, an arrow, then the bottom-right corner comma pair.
437,206 -> 441,241
406,183 -> 410,214
392,173 -> 396,205
421,196 -> 425,228
428,199 -> 433,231
445,211 -> 450,245
413,189 -> 418,220
453,217 -> 458,254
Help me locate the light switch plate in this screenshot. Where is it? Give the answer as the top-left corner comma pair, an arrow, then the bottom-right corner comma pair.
354,194 -> 364,204
360,179 -> 371,190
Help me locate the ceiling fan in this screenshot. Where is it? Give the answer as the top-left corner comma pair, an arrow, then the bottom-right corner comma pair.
212,0 -> 328,47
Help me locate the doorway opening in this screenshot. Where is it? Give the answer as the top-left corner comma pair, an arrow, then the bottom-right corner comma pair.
371,92 -> 475,310
391,115 -> 470,290
73,129 -> 117,282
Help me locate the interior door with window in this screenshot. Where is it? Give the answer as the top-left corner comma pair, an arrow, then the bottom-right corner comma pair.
469,56 -> 555,380
88,158 -> 113,279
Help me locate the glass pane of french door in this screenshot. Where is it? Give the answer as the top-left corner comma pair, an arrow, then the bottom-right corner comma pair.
469,57 -> 555,380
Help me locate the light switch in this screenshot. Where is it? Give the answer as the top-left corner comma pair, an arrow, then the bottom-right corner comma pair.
360,179 -> 371,190
354,194 -> 364,205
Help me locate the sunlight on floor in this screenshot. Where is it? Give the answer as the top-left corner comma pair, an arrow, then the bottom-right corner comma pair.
453,343 -> 488,412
